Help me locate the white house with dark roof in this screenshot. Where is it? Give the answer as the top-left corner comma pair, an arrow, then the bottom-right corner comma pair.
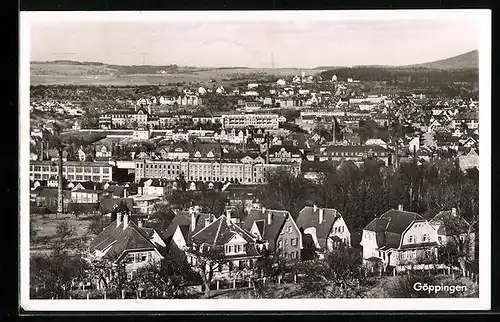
296,205 -> 351,260
185,211 -> 263,280
360,205 -> 439,271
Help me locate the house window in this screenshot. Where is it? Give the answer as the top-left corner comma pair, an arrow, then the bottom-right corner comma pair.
407,235 -> 414,243
278,239 -> 283,249
42,166 -> 49,172
291,251 -> 297,259
75,167 -> 83,173
84,167 -> 91,173
286,226 -> 292,233
103,168 -> 109,174
422,234 -> 429,242
291,238 -> 298,247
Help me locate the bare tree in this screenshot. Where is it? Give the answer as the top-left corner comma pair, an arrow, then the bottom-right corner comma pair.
188,247 -> 227,298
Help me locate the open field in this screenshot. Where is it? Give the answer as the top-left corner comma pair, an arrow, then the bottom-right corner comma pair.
30,213 -> 96,255
30,62 -> 323,86
209,275 -> 479,299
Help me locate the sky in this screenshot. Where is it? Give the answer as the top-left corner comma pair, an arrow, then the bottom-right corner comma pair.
29,17 -> 480,68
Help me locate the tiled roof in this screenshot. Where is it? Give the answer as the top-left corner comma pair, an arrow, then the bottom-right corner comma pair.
296,206 -> 341,249
89,220 -> 161,262
364,209 -> 426,249
192,215 -> 255,246
243,209 -> 288,242
162,211 -> 212,240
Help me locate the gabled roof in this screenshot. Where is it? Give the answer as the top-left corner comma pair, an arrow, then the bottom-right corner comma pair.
242,209 -> 289,242
296,206 -> 342,248
89,220 -> 161,262
105,185 -> 125,197
363,208 -> 426,249
192,215 -> 255,246
162,211 -> 212,240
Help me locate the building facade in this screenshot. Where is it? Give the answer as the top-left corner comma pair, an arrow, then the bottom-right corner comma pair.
134,158 -> 300,185
30,161 -> 113,182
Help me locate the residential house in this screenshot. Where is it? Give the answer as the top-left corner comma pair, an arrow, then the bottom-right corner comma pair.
88,213 -> 166,281
408,136 -> 420,154
95,141 -> 113,159
132,194 -> 160,215
360,206 -> 439,273
165,206 -> 212,247
185,212 -> 263,281
70,189 -> 104,204
296,205 -> 351,260
458,148 -> 479,172
243,207 -> 302,261
430,208 -> 476,261
138,178 -> 173,197
222,183 -> 258,210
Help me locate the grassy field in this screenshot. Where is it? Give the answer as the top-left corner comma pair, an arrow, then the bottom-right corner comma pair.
209,274 -> 479,299
30,213 -> 96,255
30,63 -> 323,86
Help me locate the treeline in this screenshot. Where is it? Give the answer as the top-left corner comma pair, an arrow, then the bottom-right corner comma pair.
30,85 -> 183,102
320,67 -> 479,85
255,159 -> 479,234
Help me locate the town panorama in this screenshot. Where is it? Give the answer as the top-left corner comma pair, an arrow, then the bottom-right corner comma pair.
29,51 -> 480,299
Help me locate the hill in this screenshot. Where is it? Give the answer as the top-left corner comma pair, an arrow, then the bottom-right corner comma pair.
402,50 -> 478,70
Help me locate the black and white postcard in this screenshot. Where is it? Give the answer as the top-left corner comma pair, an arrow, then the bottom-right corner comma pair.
19,10 -> 491,311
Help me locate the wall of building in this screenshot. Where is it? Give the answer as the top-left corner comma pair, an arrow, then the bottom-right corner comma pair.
275,216 -> 302,261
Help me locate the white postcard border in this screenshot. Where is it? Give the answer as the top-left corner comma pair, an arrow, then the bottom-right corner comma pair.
19,9 -> 491,311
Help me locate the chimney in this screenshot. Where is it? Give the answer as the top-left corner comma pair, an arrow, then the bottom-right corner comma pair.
451,208 -> 457,216
226,209 -> 232,225
313,204 -> 318,213
191,211 -> 196,232
123,188 -> 128,198
138,219 -> 143,228
267,211 -> 272,225
398,204 -> 403,211
123,214 -> 129,229
262,207 -> 266,214
319,208 -> 324,224
116,213 -> 122,227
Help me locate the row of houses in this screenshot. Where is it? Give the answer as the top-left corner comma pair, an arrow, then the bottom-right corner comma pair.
87,202 -> 475,285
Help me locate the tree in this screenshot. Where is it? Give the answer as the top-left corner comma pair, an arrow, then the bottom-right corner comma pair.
255,167 -> 312,219
292,248 -> 365,298
30,252 -> 90,299
188,248 -> 227,298
53,220 -> 76,253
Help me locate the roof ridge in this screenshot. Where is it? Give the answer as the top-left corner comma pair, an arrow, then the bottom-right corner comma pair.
213,216 -> 224,245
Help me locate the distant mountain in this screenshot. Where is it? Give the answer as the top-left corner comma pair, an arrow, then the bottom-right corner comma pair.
401,50 -> 478,70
